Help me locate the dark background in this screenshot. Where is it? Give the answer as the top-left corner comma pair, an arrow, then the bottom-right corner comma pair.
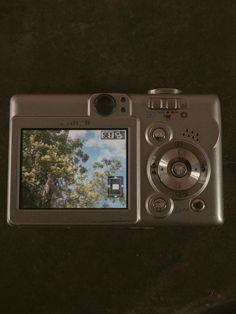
0,1 -> 236,313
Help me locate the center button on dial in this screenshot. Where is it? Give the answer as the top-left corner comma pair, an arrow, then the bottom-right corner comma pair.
171,161 -> 188,178
157,147 -> 201,191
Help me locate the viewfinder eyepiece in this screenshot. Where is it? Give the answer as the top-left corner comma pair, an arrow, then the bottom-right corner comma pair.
94,94 -> 116,116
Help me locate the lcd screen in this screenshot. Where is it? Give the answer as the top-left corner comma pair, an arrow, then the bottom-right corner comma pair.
20,129 -> 128,209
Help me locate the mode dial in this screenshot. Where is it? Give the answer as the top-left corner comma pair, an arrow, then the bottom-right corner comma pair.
147,88 -> 182,95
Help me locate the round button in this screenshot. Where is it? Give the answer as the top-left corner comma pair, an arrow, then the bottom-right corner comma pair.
146,195 -> 173,218
151,198 -> 167,212
146,123 -> 172,146
94,94 -> 116,116
191,199 -> 206,212
171,161 -> 188,178
152,128 -> 166,142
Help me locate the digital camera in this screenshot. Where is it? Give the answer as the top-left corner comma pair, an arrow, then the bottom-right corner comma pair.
7,88 -> 223,226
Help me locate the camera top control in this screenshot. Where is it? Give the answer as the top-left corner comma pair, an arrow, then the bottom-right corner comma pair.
147,88 -> 182,95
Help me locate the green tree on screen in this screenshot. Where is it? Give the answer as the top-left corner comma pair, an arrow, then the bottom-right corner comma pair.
66,158 -> 126,208
21,130 -> 125,208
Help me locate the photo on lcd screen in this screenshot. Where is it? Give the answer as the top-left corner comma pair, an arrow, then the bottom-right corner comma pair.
20,129 -> 128,209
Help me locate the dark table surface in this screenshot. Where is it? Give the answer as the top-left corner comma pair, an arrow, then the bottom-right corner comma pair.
0,1 -> 236,313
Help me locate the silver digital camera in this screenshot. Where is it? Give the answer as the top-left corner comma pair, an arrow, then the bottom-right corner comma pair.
7,88 -> 223,226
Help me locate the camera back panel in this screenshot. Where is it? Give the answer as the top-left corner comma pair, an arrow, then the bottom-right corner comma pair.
7,89 -> 223,226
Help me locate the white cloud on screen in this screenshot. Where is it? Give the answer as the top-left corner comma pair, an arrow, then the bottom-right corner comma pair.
68,130 -> 126,160
68,130 -> 88,140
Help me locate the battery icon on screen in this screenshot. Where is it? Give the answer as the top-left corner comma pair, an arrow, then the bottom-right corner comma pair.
108,176 -> 124,197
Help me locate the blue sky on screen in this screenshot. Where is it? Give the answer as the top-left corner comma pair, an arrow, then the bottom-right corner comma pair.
68,130 -> 127,207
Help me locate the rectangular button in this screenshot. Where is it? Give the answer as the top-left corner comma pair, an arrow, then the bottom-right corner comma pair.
166,99 -> 176,109
160,99 -> 168,109
148,99 -> 162,109
148,98 -> 188,110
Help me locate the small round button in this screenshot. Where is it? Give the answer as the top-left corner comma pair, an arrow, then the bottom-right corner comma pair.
152,128 -> 166,142
191,199 -> 206,212
171,161 -> 188,178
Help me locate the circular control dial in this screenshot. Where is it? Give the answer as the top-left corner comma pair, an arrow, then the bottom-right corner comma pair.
157,148 -> 201,191
147,141 -> 210,199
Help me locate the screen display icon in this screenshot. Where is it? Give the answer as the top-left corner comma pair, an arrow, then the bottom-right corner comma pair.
108,176 -> 124,197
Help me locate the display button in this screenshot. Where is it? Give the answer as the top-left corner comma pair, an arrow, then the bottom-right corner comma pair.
146,195 -> 173,218
152,198 -> 167,212
171,161 -> 188,178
